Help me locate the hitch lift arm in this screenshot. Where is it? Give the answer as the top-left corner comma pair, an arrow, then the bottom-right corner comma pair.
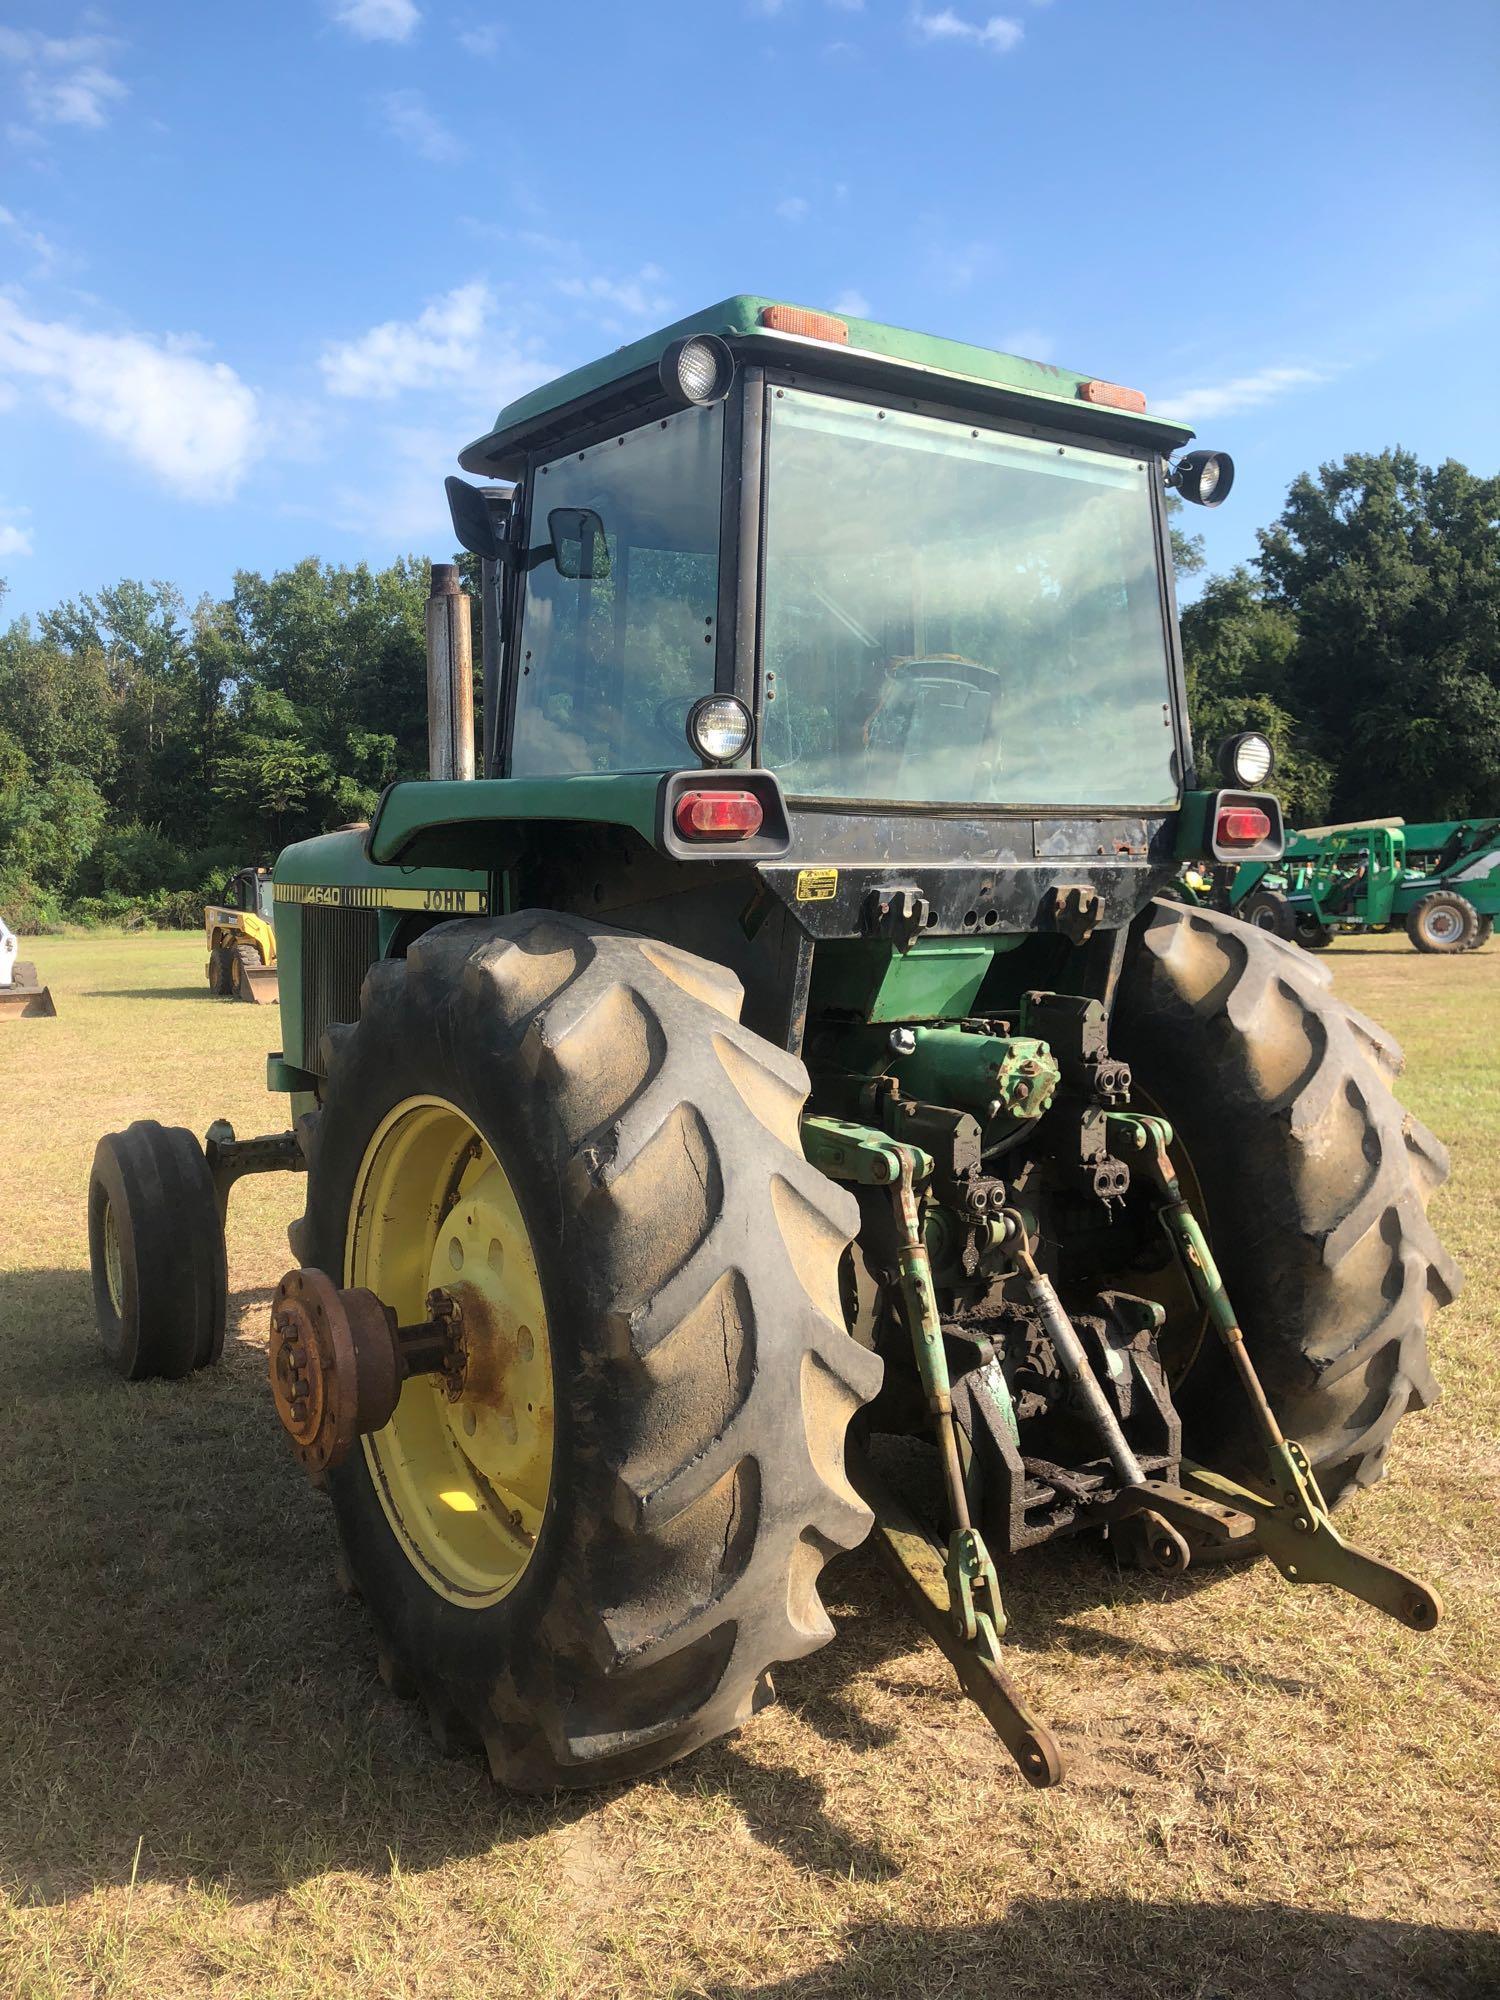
803,1115 -> 1064,1787
1106,1113 -> 1441,1633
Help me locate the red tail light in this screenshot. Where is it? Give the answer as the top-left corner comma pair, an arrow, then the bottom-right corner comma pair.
673,790 -> 765,841
1216,805 -> 1272,846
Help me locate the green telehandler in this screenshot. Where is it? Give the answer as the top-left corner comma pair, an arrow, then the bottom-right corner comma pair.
86,299 -> 1459,1791
1193,816 -> 1499,952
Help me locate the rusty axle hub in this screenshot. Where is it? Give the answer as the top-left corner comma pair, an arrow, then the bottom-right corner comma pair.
268,1267 -> 467,1479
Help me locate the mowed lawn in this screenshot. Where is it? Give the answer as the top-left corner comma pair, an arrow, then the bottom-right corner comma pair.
0,929 -> 1496,2000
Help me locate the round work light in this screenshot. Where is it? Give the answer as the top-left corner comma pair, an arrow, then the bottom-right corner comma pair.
659,335 -> 735,408
1218,730 -> 1276,787
1170,449 -> 1236,508
686,694 -> 752,766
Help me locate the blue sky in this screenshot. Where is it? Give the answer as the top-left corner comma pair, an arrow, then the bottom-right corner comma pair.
1,0 -> 1497,621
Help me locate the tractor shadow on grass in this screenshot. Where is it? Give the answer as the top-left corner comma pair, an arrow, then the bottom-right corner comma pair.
81,985 -> 217,1001
695,1899 -> 1500,2000
0,1266 -> 1325,1908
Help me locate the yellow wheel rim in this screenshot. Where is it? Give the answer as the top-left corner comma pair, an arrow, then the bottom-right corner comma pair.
348,1096 -> 554,1607
103,1199 -> 124,1316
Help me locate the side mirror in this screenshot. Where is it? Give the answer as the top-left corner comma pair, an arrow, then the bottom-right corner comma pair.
549,507 -> 611,580
444,475 -> 511,561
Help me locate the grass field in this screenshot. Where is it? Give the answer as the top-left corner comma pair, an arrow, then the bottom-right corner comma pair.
0,930 -> 1496,2000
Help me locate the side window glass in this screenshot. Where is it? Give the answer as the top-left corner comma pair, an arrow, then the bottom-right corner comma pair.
510,403 -> 725,777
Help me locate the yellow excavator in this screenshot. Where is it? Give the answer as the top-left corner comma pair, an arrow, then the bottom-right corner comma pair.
204,866 -> 277,1003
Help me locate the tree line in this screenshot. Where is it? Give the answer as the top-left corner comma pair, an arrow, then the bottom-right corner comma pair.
1,447 -> 1496,932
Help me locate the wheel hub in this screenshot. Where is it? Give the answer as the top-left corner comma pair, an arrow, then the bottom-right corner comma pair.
344,1096 -> 555,1606
268,1267 -> 467,1479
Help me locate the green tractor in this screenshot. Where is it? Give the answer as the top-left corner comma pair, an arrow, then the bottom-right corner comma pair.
86,299 -> 1459,1791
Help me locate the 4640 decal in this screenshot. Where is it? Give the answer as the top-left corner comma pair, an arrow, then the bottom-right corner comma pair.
274,882 -> 489,914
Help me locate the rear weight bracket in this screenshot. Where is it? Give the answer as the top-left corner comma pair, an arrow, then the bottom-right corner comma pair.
1105,1112 -> 1443,1632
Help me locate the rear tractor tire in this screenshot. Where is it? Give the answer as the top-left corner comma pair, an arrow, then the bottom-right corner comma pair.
207,944 -> 232,995
1116,900 -> 1460,1506
290,911 -> 882,1790
1467,914 -> 1494,951
1407,890 -> 1478,954
88,1121 -> 227,1378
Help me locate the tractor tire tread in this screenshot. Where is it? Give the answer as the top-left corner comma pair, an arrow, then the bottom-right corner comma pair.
1406,889 -> 1479,955
290,911 -> 881,1790
1117,900 -> 1459,1503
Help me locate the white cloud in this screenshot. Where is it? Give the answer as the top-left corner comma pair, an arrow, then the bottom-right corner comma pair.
0,300 -> 259,500
332,0 -> 420,42
320,283 -> 493,400
911,9 -> 1023,53
999,325 -> 1056,360
1156,364 -> 1326,423
834,288 -> 870,316
457,20 -> 503,56
0,206 -> 59,272
380,88 -> 462,162
554,264 -> 671,319
776,196 -> 811,222
0,27 -> 128,130
0,516 -> 33,560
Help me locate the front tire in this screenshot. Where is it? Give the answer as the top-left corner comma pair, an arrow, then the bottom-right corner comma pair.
88,1122 -> 226,1378
1116,901 -> 1459,1504
291,912 -> 881,1790
1407,890 -> 1478,954
1238,889 -> 1294,939
229,941 -> 261,998
1294,914 -> 1334,949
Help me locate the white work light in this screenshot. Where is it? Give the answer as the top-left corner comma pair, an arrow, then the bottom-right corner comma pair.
686,694 -> 752,766
1218,731 -> 1276,787
659,335 -> 735,408
1170,449 -> 1235,508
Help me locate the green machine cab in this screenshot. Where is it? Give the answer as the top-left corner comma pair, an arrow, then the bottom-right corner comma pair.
88,298 -> 1459,1795
1208,814 -> 1498,952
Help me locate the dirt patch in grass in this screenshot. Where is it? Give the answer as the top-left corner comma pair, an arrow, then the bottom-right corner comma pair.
1,931 -> 1496,1998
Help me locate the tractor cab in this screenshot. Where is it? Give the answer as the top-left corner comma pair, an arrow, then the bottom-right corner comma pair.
1303,824 -> 1405,926
450,298 -> 1257,824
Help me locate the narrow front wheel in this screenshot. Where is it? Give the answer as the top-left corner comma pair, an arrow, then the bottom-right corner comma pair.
88,1122 -> 226,1378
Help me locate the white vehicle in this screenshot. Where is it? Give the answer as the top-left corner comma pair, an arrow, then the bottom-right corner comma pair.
0,916 -> 57,1018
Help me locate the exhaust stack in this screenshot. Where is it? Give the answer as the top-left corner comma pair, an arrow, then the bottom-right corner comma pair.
426,563 -> 475,781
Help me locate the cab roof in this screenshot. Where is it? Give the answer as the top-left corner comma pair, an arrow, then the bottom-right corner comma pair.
458,294 -> 1195,478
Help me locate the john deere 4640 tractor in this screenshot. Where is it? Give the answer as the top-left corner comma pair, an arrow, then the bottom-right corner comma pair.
88,299 -> 1459,1790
